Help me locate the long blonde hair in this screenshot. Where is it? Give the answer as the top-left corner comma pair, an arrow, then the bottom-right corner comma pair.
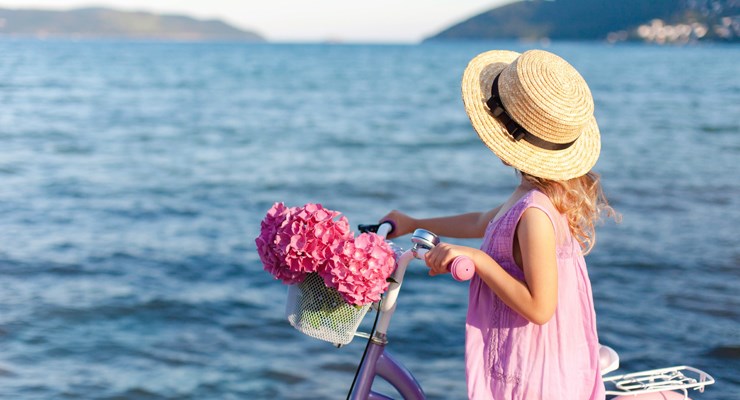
522,171 -> 619,255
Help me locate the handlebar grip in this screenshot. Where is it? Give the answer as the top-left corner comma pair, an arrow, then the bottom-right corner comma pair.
358,221 -> 395,237
448,256 -> 475,281
377,220 -> 395,237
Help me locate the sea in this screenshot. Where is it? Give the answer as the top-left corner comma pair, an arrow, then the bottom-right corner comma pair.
0,39 -> 737,399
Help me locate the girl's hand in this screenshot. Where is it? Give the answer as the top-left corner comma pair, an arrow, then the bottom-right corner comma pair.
378,210 -> 417,239
424,243 -> 476,277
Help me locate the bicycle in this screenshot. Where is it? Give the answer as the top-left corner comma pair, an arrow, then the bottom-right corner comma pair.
289,221 -> 715,399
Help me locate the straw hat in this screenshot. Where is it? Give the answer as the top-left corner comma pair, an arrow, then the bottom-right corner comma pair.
461,49 -> 600,181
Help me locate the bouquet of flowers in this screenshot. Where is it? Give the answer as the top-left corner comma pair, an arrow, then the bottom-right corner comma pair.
255,202 -> 396,344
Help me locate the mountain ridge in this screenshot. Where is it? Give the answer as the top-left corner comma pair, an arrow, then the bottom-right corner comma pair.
0,7 -> 264,41
425,0 -> 739,43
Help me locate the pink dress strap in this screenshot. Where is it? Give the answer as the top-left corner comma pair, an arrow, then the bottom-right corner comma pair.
465,190 -> 605,400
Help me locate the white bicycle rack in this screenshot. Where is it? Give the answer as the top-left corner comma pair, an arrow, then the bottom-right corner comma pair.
599,345 -> 714,399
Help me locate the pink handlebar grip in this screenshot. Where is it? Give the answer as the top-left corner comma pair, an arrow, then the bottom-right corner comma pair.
448,256 -> 475,281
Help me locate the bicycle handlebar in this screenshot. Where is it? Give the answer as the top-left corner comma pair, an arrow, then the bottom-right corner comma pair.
357,224 -> 475,281
357,222 -> 395,237
410,228 -> 474,281
448,256 -> 475,281
413,246 -> 474,282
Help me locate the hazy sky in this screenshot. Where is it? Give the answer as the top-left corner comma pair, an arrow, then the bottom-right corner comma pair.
0,0 -> 514,42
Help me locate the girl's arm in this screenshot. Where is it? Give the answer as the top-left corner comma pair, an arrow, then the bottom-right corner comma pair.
380,206 -> 501,239
425,207 -> 558,325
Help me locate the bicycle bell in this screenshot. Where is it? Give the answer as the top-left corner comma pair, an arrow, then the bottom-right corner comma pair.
411,229 -> 439,258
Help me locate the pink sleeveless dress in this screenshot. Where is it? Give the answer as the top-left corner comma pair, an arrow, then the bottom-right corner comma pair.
466,190 -> 605,399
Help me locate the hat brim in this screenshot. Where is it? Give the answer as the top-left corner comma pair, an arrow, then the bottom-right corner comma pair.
461,50 -> 600,181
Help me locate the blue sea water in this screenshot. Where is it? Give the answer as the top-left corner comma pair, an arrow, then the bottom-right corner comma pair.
0,39 -> 737,399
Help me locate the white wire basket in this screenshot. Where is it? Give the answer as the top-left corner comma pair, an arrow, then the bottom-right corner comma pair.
285,273 -> 370,345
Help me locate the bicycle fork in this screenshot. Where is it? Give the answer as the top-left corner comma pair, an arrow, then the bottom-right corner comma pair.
350,336 -> 426,400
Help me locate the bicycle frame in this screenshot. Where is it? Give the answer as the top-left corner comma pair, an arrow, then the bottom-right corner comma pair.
349,224 -> 426,400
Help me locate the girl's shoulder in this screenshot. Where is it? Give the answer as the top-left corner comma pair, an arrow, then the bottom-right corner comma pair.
490,189 -> 559,231
521,190 -> 571,242
522,189 -> 557,215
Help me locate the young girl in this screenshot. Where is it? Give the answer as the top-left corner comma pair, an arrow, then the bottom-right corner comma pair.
381,50 -> 617,399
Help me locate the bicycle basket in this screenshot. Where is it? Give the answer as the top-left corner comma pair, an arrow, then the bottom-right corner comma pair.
285,273 -> 370,345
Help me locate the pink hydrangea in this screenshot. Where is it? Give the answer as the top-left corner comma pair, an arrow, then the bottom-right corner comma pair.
275,203 -> 352,275
256,203 -> 397,306
256,203 -> 352,284
255,202 -> 305,284
321,232 -> 396,306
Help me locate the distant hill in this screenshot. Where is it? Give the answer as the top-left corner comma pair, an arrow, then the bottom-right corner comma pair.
0,7 -> 264,41
425,0 -> 739,43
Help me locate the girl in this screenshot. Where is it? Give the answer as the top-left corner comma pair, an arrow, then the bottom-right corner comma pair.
381,50 -> 617,399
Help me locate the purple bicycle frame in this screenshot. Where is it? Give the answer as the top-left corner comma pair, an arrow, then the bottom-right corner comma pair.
349,337 -> 425,400
348,224 -> 426,399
